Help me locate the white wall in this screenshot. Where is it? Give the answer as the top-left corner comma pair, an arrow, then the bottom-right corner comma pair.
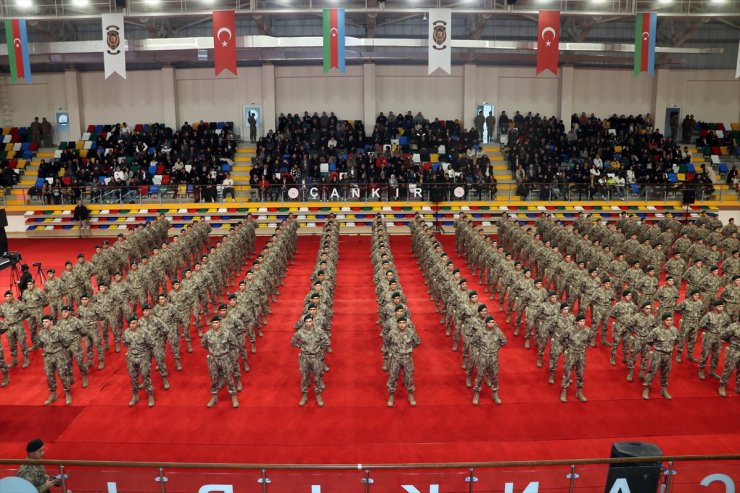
571,69 -> 654,119
79,70 -> 165,126
5,65 -> 739,140
274,66 -> 364,124
376,65 -> 464,122
6,74 -> 67,127
476,67 -> 560,121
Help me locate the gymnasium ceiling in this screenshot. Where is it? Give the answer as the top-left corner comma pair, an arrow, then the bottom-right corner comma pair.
1,0 -> 739,72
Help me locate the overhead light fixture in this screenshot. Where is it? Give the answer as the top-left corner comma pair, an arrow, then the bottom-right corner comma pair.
658,0 -> 672,4
710,0 -> 726,3
144,0 -> 160,5
15,0 -> 33,8
71,0 -> 89,6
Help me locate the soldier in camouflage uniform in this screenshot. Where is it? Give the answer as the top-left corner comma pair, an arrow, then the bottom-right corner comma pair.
202,315 -> 240,408
534,292 -> 560,366
464,305 -> 488,388
0,291 -> 29,368
558,315 -> 595,403
109,272 -> 133,352
140,304 -> 171,390
610,290 -> 638,366
38,316 -> 73,406
548,303 -> 573,385
385,316 -> 420,407
698,266 -> 723,312
607,252 -> 628,299
698,300 -> 731,380
57,306 -> 88,387
722,275 -> 740,323
472,315 -> 507,405
168,279 -> 194,353
626,302 -> 658,382
77,294 -> 105,370
43,269 -> 64,320
122,316 -> 155,407
590,278 -> 615,346
22,280 -> 48,348
635,267 -> 659,310
683,259 -> 708,298
291,314 -> 329,407
718,320 -> 740,397
126,262 -> 149,310
642,313 -> 679,400
91,244 -> 111,287
218,303 -> 245,391
520,278 -> 547,347
154,294 -> 184,372
675,290 -> 704,363
92,282 -> 120,351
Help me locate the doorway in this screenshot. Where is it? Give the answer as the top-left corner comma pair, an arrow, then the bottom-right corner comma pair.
664,107 -> 681,140
243,105 -> 262,143
476,103 -> 495,144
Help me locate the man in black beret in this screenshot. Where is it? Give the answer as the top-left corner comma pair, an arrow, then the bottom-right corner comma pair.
17,438 -> 59,492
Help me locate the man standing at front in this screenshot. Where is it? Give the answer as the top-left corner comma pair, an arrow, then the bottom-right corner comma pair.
17,439 -> 59,492
202,315 -> 240,408
558,314 -> 595,403
122,315 -> 155,407
385,316 -> 420,407
291,314 -> 330,407
698,300 -> 731,380
0,290 -> 29,369
642,313 -> 679,400
37,316 -> 73,406
472,315 -> 507,405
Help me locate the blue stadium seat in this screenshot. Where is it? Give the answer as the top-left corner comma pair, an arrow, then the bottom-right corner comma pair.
718,162 -> 729,174
667,173 -> 678,183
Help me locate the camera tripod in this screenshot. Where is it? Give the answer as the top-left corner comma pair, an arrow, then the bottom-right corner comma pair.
432,201 -> 444,234
34,263 -> 47,284
8,263 -> 20,298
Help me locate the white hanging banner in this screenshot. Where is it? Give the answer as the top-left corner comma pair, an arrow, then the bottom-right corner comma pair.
102,13 -> 126,79
428,8 -> 451,75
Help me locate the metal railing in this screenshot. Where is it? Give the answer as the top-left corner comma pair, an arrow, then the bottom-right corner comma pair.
0,455 -> 738,493
4,181 -> 737,206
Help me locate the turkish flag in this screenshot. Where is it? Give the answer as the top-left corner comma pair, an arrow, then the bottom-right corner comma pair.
213,10 -> 237,76
536,10 -> 560,76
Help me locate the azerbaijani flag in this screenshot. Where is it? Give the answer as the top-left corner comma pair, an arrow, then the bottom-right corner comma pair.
634,12 -> 657,76
4,19 -> 31,83
323,8 -> 345,73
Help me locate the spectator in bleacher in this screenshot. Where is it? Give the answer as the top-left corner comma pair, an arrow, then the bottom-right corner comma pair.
499,111 -> 509,135
30,117 -> 41,144
222,173 -> 235,201
41,118 -> 52,147
682,115 -> 692,143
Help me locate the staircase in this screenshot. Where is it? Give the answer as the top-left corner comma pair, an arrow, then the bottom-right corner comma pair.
6,148 -> 54,205
482,144 -> 518,199
232,144 -> 255,200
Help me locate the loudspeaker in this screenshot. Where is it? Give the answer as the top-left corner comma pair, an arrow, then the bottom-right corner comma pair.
682,190 -> 696,205
115,0 -> 127,8
604,442 -> 662,493
0,209 -> 7,228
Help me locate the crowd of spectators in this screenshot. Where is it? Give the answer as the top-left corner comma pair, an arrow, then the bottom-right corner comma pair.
506,111 -> 726,200
33,121 -> 236,204
250,110 -> 497,201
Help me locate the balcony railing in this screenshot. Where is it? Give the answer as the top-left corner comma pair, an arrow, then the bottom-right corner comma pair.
5,181 -> 737,206
0,455 -> 739,493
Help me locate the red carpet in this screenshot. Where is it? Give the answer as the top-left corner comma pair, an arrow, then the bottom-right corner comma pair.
0,236 -> 738,465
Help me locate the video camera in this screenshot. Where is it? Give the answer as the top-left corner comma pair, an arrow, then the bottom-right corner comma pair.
1,251 -> 22,266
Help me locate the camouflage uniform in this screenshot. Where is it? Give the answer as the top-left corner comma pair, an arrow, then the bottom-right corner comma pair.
472,319 -> 507,403
44,274 -> 65,320
153,300 -> 183,370
627,311 -> 658,380
140,313 -> 170,385
719,322 -> 740,394
610,298 -> 637,364
558,322 -> 595,400
549,312 -> 574,384
203,325 -> 239,399
643,322 -> 679,399
291,323 -> 330,398
0,298 -> 29,365
385,323 -> 420,399
38,323 -> 73,400
21,286 -> 48,346
698,309 -> 731,379
675,296 -> 705,362
57,313 -> 88,382
122,321 -> 155,402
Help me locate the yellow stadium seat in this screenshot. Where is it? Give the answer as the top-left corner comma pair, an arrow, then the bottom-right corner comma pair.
2,128 -> 9,136
677,173 -> 686,181
6,151 -> 15,159
430,154 -> 439,163
720,147 -> 729,156
79,150 -> 88,158
4,143 -> 13,151
614,146 -> 622,153
731,123 -> 740,131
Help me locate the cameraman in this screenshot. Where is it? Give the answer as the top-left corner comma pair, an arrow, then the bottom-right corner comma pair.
18,264 -> 32,296
17,438 -> 59,492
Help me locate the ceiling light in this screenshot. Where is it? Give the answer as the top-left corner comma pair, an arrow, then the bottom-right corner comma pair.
144,0 -> 160,5
71,0 -> 89,6
15,0 -> 33,7
710,0 -> 726,3
658,0 -> 672,3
